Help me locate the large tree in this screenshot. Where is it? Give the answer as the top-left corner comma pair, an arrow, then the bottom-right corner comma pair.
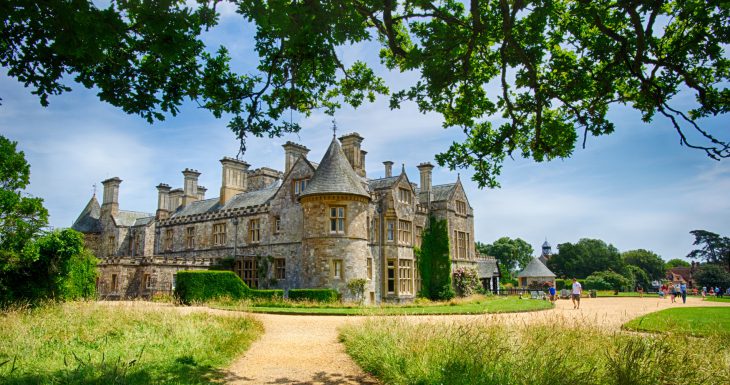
2,1 -> 728,187
686,230 -> 730,271
622,249 -> 665,281
694,264 -> 730,290
665,258 -> 691,269
476,237 -> 533,273
547,238 -> 624,279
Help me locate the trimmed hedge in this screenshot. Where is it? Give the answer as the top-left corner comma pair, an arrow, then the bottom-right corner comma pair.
288,289 -> 340,302
248,289 -> 284,300
175,270 -> 248,303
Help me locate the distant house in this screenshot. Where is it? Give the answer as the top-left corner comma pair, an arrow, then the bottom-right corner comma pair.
666,261 -> 700,288
517,258 -> 556,288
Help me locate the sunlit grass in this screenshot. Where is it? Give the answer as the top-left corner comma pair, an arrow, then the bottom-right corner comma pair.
623,307 -> 730,337
0,301 -> 263,384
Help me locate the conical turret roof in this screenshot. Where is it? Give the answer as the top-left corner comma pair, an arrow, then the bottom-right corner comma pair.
300,137 -> 369,199
71,195 -> 102,233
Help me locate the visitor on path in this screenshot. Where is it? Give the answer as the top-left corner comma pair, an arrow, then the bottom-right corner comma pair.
636,285 -> 644,298
715,287 -> 721,298
680,282 -> 687,304
660,284 -> 667,299
549,284 -> 557,303
702,286 -> 707,298
571,278 -> 582,309
670,284 -> 677,303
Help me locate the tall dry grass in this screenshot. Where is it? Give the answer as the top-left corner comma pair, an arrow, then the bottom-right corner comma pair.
340,315 -> 730,385
0,301 -> 262,384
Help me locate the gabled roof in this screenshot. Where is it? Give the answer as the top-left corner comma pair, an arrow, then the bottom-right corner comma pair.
477,258 -> 501,278
368,176 -> 399,190
71,195 -> 101,233
432,183 -> 456,201
517,258 -> 556,278
299,138 -> 370,199
116,210 -> 154,227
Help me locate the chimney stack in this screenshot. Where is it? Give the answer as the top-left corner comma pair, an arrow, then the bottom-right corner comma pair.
156,183 -> 171,219
197,185 -> 207,200
383,161 -> 393,178
182,168 -> 201,206
169,188 -> 183,211
282,141 -> 310,174
101,177 -> 122,217
338,132 -> 366,177
220,157 -> 249,205
417,162 -> 434,205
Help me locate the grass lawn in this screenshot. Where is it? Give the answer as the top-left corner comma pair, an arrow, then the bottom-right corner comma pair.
705,296 -> 730,303
623,307 -> 730,337
211,295 -> 552,315
341,318 -> 730,385
0,301 -> 263,384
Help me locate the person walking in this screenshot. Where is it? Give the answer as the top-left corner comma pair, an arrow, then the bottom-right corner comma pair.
715,287 -> 721,298
660,283 -> 667,299
571,278 -> 582,309
637,285 -> 644,298
670,284 -> 676,303
702,286 -> 707,298
680,282 -> 687,304
549,284 -> 557,303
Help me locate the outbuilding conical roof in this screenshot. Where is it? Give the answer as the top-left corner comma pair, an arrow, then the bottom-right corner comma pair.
517,257 -> 556,278
299,137 -> 370,199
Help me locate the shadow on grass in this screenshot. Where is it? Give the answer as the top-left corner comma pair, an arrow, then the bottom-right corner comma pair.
263,370 -> 378,385
0,360 -> 249,385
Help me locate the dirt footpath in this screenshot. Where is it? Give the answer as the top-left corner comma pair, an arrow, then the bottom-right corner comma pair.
222,296 -> 729,384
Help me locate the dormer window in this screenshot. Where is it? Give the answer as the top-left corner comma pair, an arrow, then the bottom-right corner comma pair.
398,188 -> 412,204
293,178 -> 309,195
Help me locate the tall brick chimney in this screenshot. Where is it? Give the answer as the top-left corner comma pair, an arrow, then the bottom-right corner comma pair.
383,161 -> 393,178
220,157 -> 249,205
100,177 -> 122,218
181,168 -> 201,206
156,183 -> 171,219
282,141 -> 310,175
417,162 -> 434,205
338,132 -> 366,177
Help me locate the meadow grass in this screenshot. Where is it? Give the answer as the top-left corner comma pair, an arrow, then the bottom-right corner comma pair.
0,301 -> 263,384
210,295 -> 552,315
339,317 -> 730,385
704,296 -> 730,303
623,306 -> 730,337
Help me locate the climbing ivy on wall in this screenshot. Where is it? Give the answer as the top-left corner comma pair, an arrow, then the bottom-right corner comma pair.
418,216 -> 455,301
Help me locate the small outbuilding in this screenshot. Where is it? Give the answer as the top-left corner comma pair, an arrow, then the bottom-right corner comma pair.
517,258 -> 556,289
476,257 -> 501,293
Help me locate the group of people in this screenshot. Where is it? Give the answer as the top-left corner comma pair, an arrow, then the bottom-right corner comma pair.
658,283 -> 688,303
545,278 -> 583,309
701,286 -> 725,298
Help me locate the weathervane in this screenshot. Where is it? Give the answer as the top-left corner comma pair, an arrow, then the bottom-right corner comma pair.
92,183 -> 97,197
332,118 -> 337,138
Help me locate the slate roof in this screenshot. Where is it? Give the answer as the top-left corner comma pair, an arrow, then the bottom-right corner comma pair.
432,183 -> 455,201
170,181 -> 280,218
477,258 -> 501,278
71,195 -> 101,233
300,138 -> 370,199
368,176 -> 399,190
116,210 -> 154,227
517,258 -> 556,278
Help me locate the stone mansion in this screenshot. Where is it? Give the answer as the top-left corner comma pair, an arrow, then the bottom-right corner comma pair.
72,132 -> 498,304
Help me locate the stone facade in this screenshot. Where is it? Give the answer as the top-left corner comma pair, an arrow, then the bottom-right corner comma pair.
72,132 -> 489,304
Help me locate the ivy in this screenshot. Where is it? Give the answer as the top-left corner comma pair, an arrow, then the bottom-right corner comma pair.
418,216 -> 454,301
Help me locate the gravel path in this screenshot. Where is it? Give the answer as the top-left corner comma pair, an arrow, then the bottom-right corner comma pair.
103,297 -> 730,384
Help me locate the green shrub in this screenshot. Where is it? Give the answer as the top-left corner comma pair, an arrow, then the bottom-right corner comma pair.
248,289 -> 283,300
288,288 -> 340,302
453,267 -> 481,297
586,270 -> 630,291
555,279 -> 566,290
175,270 -> 249,304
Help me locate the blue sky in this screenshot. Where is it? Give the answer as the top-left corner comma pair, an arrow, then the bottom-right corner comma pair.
1,5 -> 728,262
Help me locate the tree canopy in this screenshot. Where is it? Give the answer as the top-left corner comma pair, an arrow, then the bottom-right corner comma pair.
476,237 -> 533,273
694,264 -> 730,290
665,258 -> 690,269
686,230 -> 730,271
622,249 -> 665,281
547,238 -> 623,279
2,1 -> 728,187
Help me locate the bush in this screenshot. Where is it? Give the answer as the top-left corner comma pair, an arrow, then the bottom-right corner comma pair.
585,270 -> 630,291
453,267 -> 480,297
248,289 -> 283,300
288,288 -> 340,302
175,270 -> 249,304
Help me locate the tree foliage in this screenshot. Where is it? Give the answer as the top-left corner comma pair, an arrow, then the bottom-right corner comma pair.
665,258 -> 691,269
418,216 -> 454,300
585,270 -> 631,291
476,237 -> 533,273
625,264 -> 652,290
3,1 -> 728,187
622,249 -> 665,281
547,238 -> 624,279
686,230 -> 730,270
694,264 -> 730,290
